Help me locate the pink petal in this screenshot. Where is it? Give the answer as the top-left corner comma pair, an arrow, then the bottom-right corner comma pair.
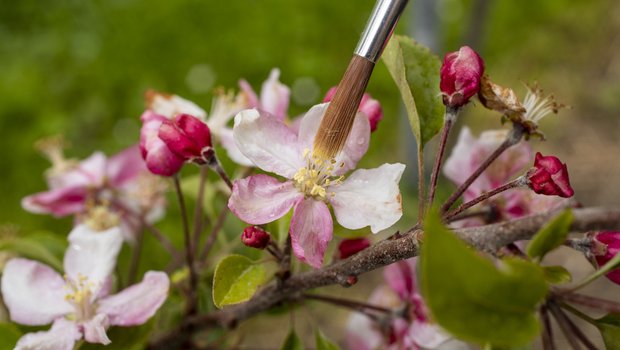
408,320 -> 451,349
82,313 -> 111,344
384,260 -> 415,300
260,68 -> 290,121
62,152 -> 107,189
146,92 -> 207,120
98,271 -> 170,326
140,111 -> 185,176
106,145 -> 146,186
1,259 -> 72,325
15,318 -> 81,350
290,198 -> 333,268
21,186 -> 87,217
297,103 -> 370,174
330,163 -> 405,233
238,79 -> 260,108
219,127 -> 254,166
233,109 -> 303,178
64,225 -> 124,292
345,312 -> 381,350
228,175 -> 302,225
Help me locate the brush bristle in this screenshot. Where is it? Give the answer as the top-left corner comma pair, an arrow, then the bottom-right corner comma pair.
313,55 -> 375,160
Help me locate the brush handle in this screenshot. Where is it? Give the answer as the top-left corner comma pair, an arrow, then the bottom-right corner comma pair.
355,0 -> 409,63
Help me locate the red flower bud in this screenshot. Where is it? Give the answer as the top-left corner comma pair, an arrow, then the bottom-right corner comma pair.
338,238 -> 371,259
139,111 -> 185,176
526,152 -> 574,198
323,87 -> 383,132
440,46 -> 484,108
158,114 -> 212,161
593,231 -> 620,284
241,226 -> 271,249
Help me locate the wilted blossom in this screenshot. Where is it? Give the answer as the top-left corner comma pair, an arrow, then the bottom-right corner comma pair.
323,87 -> 383,132
593,231 -> 620,284
346,259 -> 453,350
241,226 -> 271,249
338,238 -> 371,259
439,46 -> 484,108
228,103 -> 405,268
1,224 -> 169,349
444,127 -> 568,227
526,152 -> 574,198
22,143 -> 166,241
158,114 -> 212,163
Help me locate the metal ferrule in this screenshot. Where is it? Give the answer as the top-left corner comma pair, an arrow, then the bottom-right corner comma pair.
354,0 -> 409,63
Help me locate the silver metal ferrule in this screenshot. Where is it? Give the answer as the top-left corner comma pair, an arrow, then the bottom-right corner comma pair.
354,0 -> 409,63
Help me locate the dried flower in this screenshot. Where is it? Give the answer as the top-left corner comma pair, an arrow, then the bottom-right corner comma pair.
527,152 -> 574,198
439,46 -> 485,108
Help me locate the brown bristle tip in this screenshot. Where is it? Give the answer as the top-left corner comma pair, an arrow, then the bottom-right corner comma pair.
313,55 -> 374,159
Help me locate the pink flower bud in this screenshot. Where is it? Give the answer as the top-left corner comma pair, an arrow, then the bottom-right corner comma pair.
440,46 -> 484,108
526,152 -> 574,198
139,111 -> 184,176
593,231 -> 620,284
158,114 -> 212,161
241,226 -> 271,249
323,87 -> 383,132
338,238 -> 371,259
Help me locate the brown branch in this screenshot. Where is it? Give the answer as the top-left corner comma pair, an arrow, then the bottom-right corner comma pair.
149,206 -> 620,349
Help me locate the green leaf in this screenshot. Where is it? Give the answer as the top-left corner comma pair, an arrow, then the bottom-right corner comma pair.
526,210 -> 573,262
595,313 -> 620,350
0,233 -> 65,271
0,322 -> 21,349
542,265 -> 572,284
212,254 -> 267,308
420,211 -> 548,347
315,330 -> 340,350
281,329 -> 304,350
382,34 -> 444,148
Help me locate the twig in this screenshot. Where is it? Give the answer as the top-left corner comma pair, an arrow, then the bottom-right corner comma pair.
559,292 -> 620,314
428,107 -> 458,209
417,148 -> 425,221
302,293 -> 392,314
440,123 -> 524,214
199,207 -> 229,263
142,221 -> 182,262
128,228 -> 144,284
174,175 -> 198,315
192,166 -> 209,257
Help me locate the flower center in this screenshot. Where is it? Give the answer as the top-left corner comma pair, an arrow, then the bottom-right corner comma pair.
292,149 -> 344,201
64,273 -> 97,322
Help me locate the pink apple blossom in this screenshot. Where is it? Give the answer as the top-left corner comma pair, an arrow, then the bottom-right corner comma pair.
239,68 -> 290,121
22,145 -> 166,241
1,224 -> 169,349
443,127 -> 568,226
228,104 -> 405,268
346,259 -> 453,350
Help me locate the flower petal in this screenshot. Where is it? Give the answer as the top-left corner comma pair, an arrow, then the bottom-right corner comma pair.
64,224 -> 124,291
330,163 -> 405,233
146,92 -> 207,121
106,145 -> 147,186
409,320 -> 452,349
1,259 -> 72,325
297,103 -> 370,174
290,198 -> 333,268
228,175 -> 302,225
15,318 -> 81,350
21,186 -> 87,217
98,271 -> 170,326
82,313 -> 111,345
384,260 -> 415,300
139,111 -> 185,176
260,68 -> 290,121
219,127 -> 254,166
233,109 -> 303,178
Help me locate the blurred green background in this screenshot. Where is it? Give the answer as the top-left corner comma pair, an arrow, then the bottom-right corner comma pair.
1,0 -> 619,347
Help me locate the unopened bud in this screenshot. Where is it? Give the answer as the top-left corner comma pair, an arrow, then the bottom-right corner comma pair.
158,114 -> 212,162
526,152 -> 574,198
323,87 -> 383,132
338,238 -> 371,259
593,231 -> 620,284
440,46 -> 484,108
241,226 -> 271,249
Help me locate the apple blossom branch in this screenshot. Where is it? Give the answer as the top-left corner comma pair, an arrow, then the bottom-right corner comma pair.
144,206 -> 620,349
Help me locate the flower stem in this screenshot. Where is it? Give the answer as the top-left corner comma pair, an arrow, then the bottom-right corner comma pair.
561,302 -> 596,325
443,177 -> 525,221
440,123 -> 524,214
540,304 -> 556,350
427,107 -> 458,209
417,148 -> 425,222
302,293 -> 392,314
191,167 -> 208,257
199,206 -> 229,264
142,220 -> 182,263
203,147 -> 233,189
173,175 -> 198,315
559,292 -> 620,314
128,228 -> 144,284
549,301 -> 597,350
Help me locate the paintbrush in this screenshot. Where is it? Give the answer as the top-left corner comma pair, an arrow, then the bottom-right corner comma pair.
313,0 -> 409,160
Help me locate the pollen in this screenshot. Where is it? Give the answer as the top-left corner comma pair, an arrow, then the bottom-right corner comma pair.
293,149 -> 345,201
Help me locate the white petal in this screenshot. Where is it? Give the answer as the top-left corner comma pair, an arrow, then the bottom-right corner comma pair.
219,127 -> 254,166
64,224 -> 123,293
233,109 -> 303,178
331,163 -> 405,233
409,320 -> 452,349
1,259 -> 72,326
149,93 -> 207,121
82,313 -> 111,345
260,68 -> 290,121
15,319 -> 81,350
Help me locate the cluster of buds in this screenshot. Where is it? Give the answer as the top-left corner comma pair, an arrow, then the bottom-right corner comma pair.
439,46 -> 485,109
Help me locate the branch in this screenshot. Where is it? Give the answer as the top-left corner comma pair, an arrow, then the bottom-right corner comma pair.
151,207 -> 620,348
